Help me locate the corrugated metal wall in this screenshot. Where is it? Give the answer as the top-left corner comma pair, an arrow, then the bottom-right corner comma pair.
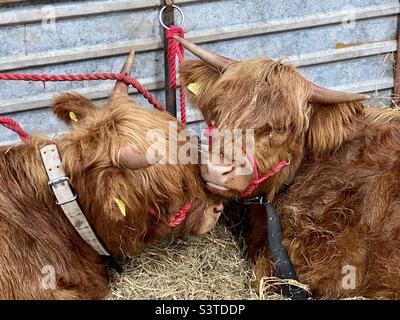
0,0 -> 398,144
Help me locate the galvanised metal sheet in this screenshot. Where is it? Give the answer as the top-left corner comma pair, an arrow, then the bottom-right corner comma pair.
0,0 -> 398,144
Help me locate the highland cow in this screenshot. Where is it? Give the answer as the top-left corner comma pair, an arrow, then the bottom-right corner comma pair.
177,37 -> 400,299
0,51 -> 223,299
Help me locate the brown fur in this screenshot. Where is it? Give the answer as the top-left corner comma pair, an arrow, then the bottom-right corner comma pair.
0,93 -> 221,299
180,58 -> 400,299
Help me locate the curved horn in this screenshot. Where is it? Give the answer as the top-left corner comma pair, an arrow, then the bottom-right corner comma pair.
308,82 -> 369,104
119,143 -> 162,170
175,35 -> 369,103
174,35 -> 236,72
112,49 -> 135,97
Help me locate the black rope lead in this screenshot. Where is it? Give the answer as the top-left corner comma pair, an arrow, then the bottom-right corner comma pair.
264,201 -> 308,300
243,196 -> 308,300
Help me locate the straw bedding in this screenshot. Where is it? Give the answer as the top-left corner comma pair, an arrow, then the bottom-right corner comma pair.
107,223 -> 260,300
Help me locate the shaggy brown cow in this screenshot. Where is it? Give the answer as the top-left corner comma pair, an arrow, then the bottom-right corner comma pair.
177,37 -> 400,299
0,51 -> 223,299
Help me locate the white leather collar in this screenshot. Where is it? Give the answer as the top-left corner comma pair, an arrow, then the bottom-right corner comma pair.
40,144 -> 110,256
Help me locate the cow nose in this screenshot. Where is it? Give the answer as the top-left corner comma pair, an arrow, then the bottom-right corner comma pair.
208,162 -> 235,176
212,202 -> 224,215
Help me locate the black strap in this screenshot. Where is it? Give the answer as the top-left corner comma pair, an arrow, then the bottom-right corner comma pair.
243,196 -> 308,299
264,201 -> 308,300
106,256 -> 123,274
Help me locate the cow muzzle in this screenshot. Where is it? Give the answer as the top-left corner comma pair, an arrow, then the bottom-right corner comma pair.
196,200 -> 224,235
201,156 -> 254,197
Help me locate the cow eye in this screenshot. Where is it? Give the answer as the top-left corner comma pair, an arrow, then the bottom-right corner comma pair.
255,124 -> 272,136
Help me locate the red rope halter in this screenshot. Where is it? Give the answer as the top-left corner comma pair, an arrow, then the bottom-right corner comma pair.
240,157 -> 289,198
204,124 -> 289,198
148,202 -> 192,228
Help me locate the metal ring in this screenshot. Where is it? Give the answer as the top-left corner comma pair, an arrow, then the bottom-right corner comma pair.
159,5 -> 185,30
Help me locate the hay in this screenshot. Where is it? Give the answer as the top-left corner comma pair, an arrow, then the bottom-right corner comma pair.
106,223 -> 369,300
107,224 -> 259,300
258,277 -> 311,300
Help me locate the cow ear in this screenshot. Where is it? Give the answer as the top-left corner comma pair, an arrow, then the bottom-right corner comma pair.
52,93 -> 97,125
306,102 -> 364,154
116,142 -> 163,170
179,60 -> 221,120
111,141 -> 163,170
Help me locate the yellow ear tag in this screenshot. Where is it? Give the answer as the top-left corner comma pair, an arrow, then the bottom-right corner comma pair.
114,198 -> 126,217
187,83 -> 201,96
69,111 -> 78,127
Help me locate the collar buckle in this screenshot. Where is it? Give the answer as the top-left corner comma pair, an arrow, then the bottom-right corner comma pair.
48,176 -> 78,205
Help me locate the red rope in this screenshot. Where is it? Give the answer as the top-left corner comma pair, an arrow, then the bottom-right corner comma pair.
204,122 -> 215,149
240,159 -> 289,198
0,73 -> 164,111
168,202 -> 192,228
0,116 -> 30,143
148,201 -> 192,228
165,26 -> 187,127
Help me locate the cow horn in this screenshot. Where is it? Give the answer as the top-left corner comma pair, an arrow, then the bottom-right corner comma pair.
112,49 -> 135,96
119,143 -> 162,170
308,82 -> 369,104
174,35 -> 236,72
174,36 -> 369,103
